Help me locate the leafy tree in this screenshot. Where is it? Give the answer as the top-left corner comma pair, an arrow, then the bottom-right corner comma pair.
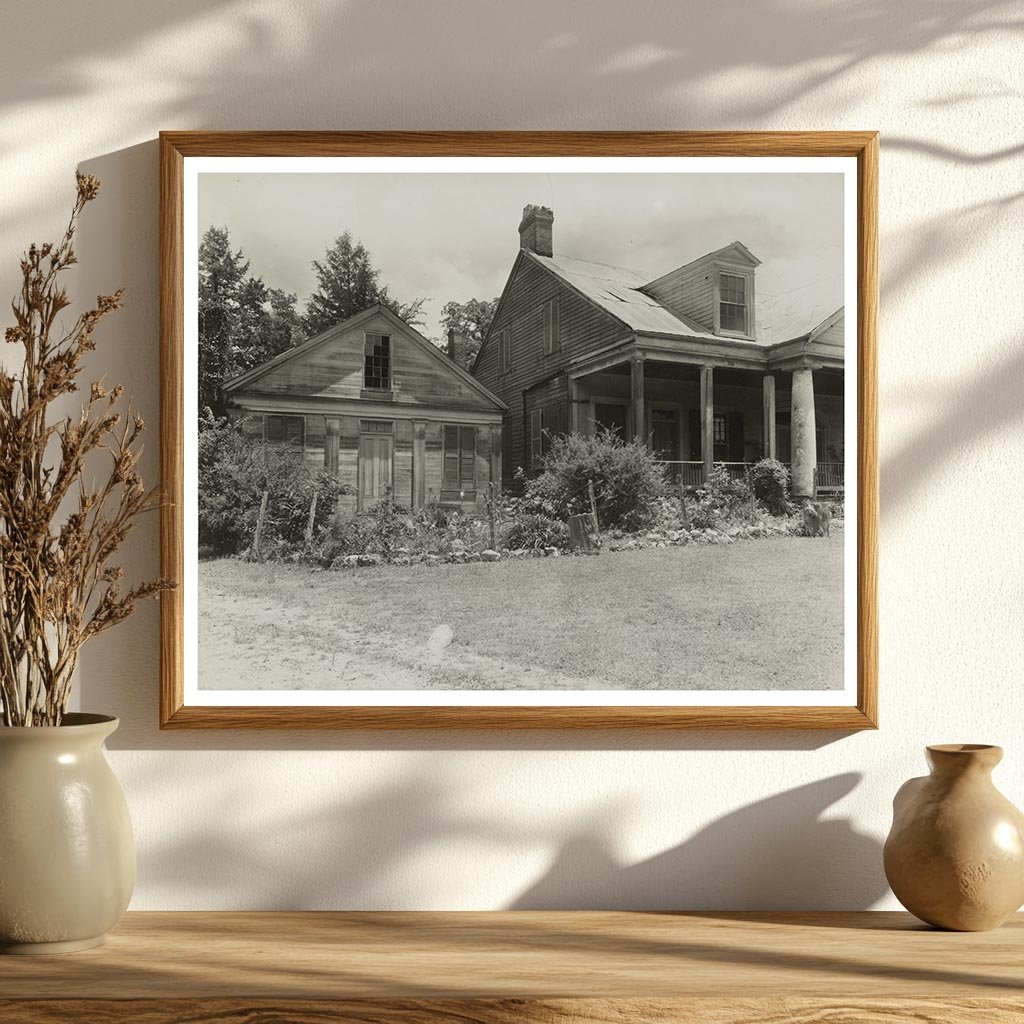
439,297 -> 499,369
303,231 -> 426,335
198,226 -> 301,414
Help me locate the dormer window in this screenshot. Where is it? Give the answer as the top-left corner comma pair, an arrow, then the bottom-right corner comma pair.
718,272 -> 749,335
364,333 -> 391,390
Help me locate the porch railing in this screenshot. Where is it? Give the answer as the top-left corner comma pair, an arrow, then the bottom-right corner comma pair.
655,461 -> 704,488
655,460 -> 845,494
815,462 -> 844,492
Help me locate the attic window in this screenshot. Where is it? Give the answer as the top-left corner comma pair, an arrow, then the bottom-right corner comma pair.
719,273 -> 749,335
364,333 -> 391,390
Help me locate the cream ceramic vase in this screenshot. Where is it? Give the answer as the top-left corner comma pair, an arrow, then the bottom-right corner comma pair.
884,744 -> 1024,931
0,713 -> 135,954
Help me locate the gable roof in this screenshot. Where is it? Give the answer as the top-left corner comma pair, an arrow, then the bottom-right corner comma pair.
642,241 -> 762,293
526,251 -> 722,341
224,302 -> 507,410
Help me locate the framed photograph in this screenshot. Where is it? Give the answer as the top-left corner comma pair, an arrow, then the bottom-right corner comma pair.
160,131 -> 877,729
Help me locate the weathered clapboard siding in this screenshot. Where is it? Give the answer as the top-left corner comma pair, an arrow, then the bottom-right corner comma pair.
474,253 -> 625,481
303,414 -> 326,475
234,310 -> 489,412
643,244 -> 759,337
643,258 -> 716,331
223,305 -> 504,516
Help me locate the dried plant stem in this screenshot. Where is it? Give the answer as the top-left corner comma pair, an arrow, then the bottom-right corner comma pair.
0,174 -> 174,726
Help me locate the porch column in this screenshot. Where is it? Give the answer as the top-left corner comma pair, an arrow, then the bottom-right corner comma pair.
631,356 -> 645,444
412,420 -> 426,508
700,365 -> 714,481
568,377 -> 582,435
325,417 -> 341,476
762,374 -> 777,460
489,424 -> 503,490
791,367 -> 817,499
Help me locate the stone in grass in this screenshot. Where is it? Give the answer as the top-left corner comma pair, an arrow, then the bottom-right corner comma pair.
480,549 -> 501,562
423,554 -> 442,566
341,554 -> 361,568
530,548 -> 545,558
544,546 -> 560,557
427,624 -> 454,653
358,553 -> 382,567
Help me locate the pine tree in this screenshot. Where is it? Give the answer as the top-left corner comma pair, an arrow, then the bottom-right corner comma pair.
303,232 -> 426,335
198,227 -> 249,412
198,226 -> 301,414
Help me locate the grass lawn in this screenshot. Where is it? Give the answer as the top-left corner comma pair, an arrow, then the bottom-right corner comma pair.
199,534 -> 844,691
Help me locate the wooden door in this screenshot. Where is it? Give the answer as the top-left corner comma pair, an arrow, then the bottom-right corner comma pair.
358,434 -> 393,509
650,408 -> 679,460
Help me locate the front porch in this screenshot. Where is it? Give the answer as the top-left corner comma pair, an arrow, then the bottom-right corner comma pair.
568,348 -> 845,498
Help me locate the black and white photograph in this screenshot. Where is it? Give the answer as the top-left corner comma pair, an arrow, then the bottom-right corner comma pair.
182,154 -> 858,709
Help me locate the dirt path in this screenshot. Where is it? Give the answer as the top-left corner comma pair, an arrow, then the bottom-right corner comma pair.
199,574 -> 608,691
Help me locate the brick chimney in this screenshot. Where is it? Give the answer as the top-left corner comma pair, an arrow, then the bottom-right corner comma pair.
447,329 -> 468,367
518,204 -> 553,257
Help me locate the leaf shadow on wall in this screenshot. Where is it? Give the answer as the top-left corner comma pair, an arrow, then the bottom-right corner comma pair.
131,759 -> 885,911
510,773 -> 887,911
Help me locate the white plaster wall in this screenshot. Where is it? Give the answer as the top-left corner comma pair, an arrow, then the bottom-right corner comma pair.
1,0 -> 1021,910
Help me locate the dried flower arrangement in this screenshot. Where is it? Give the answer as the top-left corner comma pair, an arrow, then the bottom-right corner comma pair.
0,174 -> 174,726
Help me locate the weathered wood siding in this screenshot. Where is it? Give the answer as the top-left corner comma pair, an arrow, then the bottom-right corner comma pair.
240,310 -> 495,414
643,257 -> 716,332
474,255 -> 625,481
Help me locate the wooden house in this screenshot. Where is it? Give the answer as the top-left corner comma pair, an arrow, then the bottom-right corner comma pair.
223,303 -> 507,515
472,205 -> 845,499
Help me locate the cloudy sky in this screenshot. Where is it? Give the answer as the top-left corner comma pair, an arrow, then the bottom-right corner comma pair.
198,170 -> 845,342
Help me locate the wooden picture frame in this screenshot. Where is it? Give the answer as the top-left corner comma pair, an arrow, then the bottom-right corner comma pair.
160,131 -> 878,730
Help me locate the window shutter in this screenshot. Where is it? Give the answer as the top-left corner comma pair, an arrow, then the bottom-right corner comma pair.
286,416 -> 304,447
551,298 -> 560,352
460,427 -> 476,489
543,302 -> 552,354
443,425 -> 460,488
266,415 -> 284,442
501,328 -> 511,373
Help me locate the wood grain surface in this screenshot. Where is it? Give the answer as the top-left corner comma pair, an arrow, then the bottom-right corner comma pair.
1,911 -> 1021,1022
159,130 -> 879,730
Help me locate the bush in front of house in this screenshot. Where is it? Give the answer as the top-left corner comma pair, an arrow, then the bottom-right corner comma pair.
501,513 -> 570,551
198,411 -> 345,555
748,458 -> 792,516
687,465 -> 754,530
521,429 -> 667,531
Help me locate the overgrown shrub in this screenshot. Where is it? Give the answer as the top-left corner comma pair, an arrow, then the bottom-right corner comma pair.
501,513 -> 569,550
197,412 -> 345,555
748,458 -> 792,516
687,465 -> 754,530
522,429 -> 666,531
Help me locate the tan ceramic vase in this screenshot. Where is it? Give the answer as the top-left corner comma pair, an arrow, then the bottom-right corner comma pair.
884,744 -> 1024,931
0,713 -> 135,954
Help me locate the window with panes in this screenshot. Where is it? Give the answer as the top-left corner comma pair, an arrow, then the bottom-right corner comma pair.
364,333 -> 391,390
718,273 -> 748,334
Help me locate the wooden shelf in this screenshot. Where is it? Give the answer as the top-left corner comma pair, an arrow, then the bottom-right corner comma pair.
2,911 -> 1023,1022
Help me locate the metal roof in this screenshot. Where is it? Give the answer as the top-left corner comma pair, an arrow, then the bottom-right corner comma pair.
528,252 -> 723,341
531,251 -> 842,350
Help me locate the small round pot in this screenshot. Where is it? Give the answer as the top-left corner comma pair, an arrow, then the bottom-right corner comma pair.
884,744 -> 1024,931
0,713 -> 135,954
